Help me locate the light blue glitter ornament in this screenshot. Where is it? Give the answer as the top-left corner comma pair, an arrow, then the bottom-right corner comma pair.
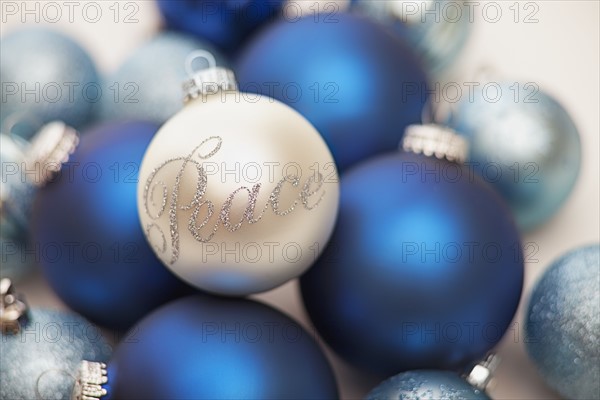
353,0 -> 471,75
525,245 -> 600,400
0,29 -> 99,139
0,279 -> 112,400
99,32 -> 226,125
448,83 -> 581,232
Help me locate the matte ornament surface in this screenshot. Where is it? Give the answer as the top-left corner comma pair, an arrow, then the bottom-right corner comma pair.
0,309 -> 111,400
366,370 -> 490,400
137,95 -> 339,296
0,29 -> 99,139
525,245 -> 600,400
236,13 -> 429,171
106,295 -> 338,400
301,151 -> 524,376
99,32 -> 226,125
32,121 -> 192,330
448,83 -> 581,231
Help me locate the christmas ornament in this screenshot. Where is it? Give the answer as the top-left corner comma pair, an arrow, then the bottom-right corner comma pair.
353,0 -> 471,75
137,52 -> 339,296
300,124 -> 524,376
72,294 -> 338,400
99,32 -> 226,125
156,0 -> 285,54
1,122 -> 78,281
1,133 -> 32,281
448,82 -> 581,231
32,121 -> 193,330
525,244 -> 599,400
236,12 -> 429,171
366,355 -> 499,400
0,279 -> 111,400
0,29 -> 99,139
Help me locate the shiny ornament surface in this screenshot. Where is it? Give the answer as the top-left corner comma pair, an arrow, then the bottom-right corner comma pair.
353,0 -> 471,75
0,134 -> 35,281
0,29 -> 99,139
156,0 -> 285,54
99,32 -> 226,125
0,308 -> 111,400
525,244 -> 600,400
105,295 -> 338,399
301,151 -> 524,376
236,13 -> 429,171
32,121 -> 192,330
366,370 -> 490,400
448,83 -> 581,231
137,91 -> 339,296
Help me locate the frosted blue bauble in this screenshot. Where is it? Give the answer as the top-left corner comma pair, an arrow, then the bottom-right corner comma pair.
366,370 -> 490,400
0,29 -> 99,139
31,121 -> 193,330
525,245 -> 600,400
0,133 -> 36,281
353,0 -> 471,74
99,32 -> 226,125
0,308 -> 112,400
236,13 -> 429,171
448,83 -> 581,231
301,150 -> 524,376
105,295 -> 338,399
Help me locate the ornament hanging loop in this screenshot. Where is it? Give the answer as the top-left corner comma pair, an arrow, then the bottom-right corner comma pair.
183,50 -> 237,103
0,278 -> 29,334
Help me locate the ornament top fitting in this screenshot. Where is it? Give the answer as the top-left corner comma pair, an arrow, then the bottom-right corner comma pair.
0,278 -> 29,334
71,361 -> 108,400
402,123 -> 469,163
26,121 -> 80,186
463,353 -> 500,392
182,50 -> 238,103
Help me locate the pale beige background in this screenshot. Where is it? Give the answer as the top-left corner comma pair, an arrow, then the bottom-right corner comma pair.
2,1 -> 599,399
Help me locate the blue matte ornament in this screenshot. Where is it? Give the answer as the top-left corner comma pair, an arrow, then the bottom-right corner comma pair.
448,83 -> 581,232
300,125 -> 524,376
236,12 -> 430,171
96,295 -> 338,399
525,245 -> 600,400
31,121 -> 193,330
366,370 -> 490,400
0,280 -> 112,400
156,0 -> 285,54
0,29 -> 99,139
99,32 -> 226,125
353,0 -> 471,75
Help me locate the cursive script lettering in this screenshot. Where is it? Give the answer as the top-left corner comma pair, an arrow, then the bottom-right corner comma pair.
143,136 -> 325,264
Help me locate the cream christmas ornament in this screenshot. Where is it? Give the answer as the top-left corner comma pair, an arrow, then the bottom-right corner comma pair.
137,52 -> 339,296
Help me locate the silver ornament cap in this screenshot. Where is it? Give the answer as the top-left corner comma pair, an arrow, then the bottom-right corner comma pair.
71,361 -> 108,400
402,123 -> 469,163
26,121 -> 79,186
183,50 -> 238,103
464,353 -> 500,392
0,278 -> 29,334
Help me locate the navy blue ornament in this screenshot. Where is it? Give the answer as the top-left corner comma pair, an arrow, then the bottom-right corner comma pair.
100,32 -> 226,125
156,0 -> 285,54
353,0 -> 471,75
525,245 -> 599,400
31,121 -> 193,330
366,370 -> 490,400
0,29 -> 99,139
236,13 -> 429,171
1,280 -> 112,400
300,126 -> 524,376
98,295 -> 338,399
448,83 -> 581,232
